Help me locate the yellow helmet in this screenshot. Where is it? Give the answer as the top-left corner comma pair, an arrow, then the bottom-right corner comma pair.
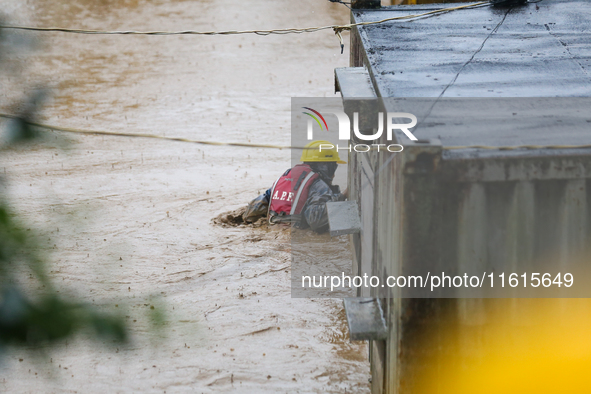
300,140 -> 346,164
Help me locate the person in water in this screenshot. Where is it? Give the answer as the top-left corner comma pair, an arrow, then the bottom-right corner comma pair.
243,140 -> 347,233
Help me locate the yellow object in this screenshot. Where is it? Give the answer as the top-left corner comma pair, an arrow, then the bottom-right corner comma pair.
300,140 -> 346,164
415,299 -> 591,394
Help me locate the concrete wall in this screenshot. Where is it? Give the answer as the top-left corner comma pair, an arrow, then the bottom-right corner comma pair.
345,124 -> 591,392
342,1 -> 591,389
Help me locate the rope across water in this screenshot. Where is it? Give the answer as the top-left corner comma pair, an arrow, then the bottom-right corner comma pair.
2,113 -> 590,152
1,2 -> 489,53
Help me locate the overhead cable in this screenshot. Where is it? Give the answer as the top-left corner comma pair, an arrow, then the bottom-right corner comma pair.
1,2 -> 489,53
2,113 -> 590,152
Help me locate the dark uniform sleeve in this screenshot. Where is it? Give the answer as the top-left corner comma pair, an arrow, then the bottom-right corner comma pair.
301,180 -> 346,233
243,170 -> 290,223
264,187 -> 271,203
242,194 -> 269,223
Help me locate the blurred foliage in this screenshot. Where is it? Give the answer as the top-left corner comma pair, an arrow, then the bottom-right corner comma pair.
0,201 -> 128,347
0,20 -> 127,354
5,90 -> 45,144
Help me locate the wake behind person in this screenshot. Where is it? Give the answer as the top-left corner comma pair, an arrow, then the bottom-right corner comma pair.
243,140 -> 347,233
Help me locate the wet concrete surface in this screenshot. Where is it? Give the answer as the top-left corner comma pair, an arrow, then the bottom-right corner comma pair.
0,0 -> 369,392
354,0 -> 591,97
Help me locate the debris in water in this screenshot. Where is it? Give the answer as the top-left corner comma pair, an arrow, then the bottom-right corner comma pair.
212,207 -> 267,227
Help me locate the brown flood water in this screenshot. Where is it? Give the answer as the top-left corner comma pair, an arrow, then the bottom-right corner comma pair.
0,0 -> 369,392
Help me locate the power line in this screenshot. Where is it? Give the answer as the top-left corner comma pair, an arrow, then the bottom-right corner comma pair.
2,2 -> 487,36
2,113 -> 590,152
0,113 -> 293,150
1,2 -> 489,55
328,0 -> 352,10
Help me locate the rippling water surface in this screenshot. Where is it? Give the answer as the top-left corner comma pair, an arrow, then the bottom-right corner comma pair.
0,0 -> 369,392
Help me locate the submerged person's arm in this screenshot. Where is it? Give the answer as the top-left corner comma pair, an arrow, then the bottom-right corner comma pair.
242,187 -> 273,223
302,180 -> 346,233
243,168 -> 290,223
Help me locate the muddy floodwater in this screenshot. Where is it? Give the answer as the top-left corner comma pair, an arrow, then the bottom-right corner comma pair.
0,0 -> 369,392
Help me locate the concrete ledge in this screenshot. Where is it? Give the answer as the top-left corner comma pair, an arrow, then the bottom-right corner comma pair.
335,67 -> 376,98
343,298 -> 388,341
327,201 -> 362,237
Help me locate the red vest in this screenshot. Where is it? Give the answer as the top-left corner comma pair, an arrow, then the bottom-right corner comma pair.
268,164 -> 319,219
